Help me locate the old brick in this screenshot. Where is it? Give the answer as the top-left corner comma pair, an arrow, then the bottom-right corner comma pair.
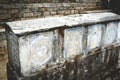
0,10 -> 7,13
43,3 -> 56,7
27,3 -> 43,8
30,7 -> 38,12
0,55 -> 3,61
64,27 -> 85,59
47,7 -> 57,11
0,4 -> 15,9
87,24 -> 103,51
7,9 -> 18,13
64,10 -> 71,15
57,10 -> 65,15
0,1 -> 103,22
75,7 -> 81,10
70,9 -> 75,14
23,13 -> 33,17
56,3 -> 62,7
21,9 -> 31,13
62,3 -> 71,7
74,10 -> 79,14
50,11 -> 57,15
33,12 -> 42,16
0,14 -> 11,19
103,22 -> 118,47
43,11 -> 50,16
38,7 -> 47,11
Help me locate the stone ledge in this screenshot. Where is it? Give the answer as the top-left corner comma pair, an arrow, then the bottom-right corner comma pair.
4,12 -> 120,36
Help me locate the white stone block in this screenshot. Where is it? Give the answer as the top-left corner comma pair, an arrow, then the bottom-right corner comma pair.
87,24 -> 103,51
103,22 -> 118,46
64,27 -> 84,59
6,30 -> 54,76
29,32 -> 54,74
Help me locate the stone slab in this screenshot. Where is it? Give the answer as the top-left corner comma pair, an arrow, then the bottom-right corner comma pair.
5,12 -> 120,36
19,31 -> 54,76
87,24 -> 103,51
64,27 -> 85,59
103,22 -> 118,47
30,32 -> 54,74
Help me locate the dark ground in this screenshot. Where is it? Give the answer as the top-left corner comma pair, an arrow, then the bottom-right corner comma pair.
0,58 -> 120,80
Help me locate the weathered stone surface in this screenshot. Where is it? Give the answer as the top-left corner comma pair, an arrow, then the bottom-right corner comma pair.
29,32 -> 54,74
64,27 -> 85,59
5,23 -> 55,76
6,30 -> 20,75
7,31 -> 54,76
18,35 -> 31,76
6,12 -> 120,36
53,29 -> 64,61
87,24 -> 103,51
103,22 -> 118,47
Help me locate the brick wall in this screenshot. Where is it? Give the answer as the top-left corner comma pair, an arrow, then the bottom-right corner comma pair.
0,0 -> 102,23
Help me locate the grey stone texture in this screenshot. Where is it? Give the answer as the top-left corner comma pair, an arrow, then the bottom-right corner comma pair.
5,30 -> 21,75
64,27 -> 85,58
103,22 -> 118,47
87,24 -> 103,51
4,12 -> 120,79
